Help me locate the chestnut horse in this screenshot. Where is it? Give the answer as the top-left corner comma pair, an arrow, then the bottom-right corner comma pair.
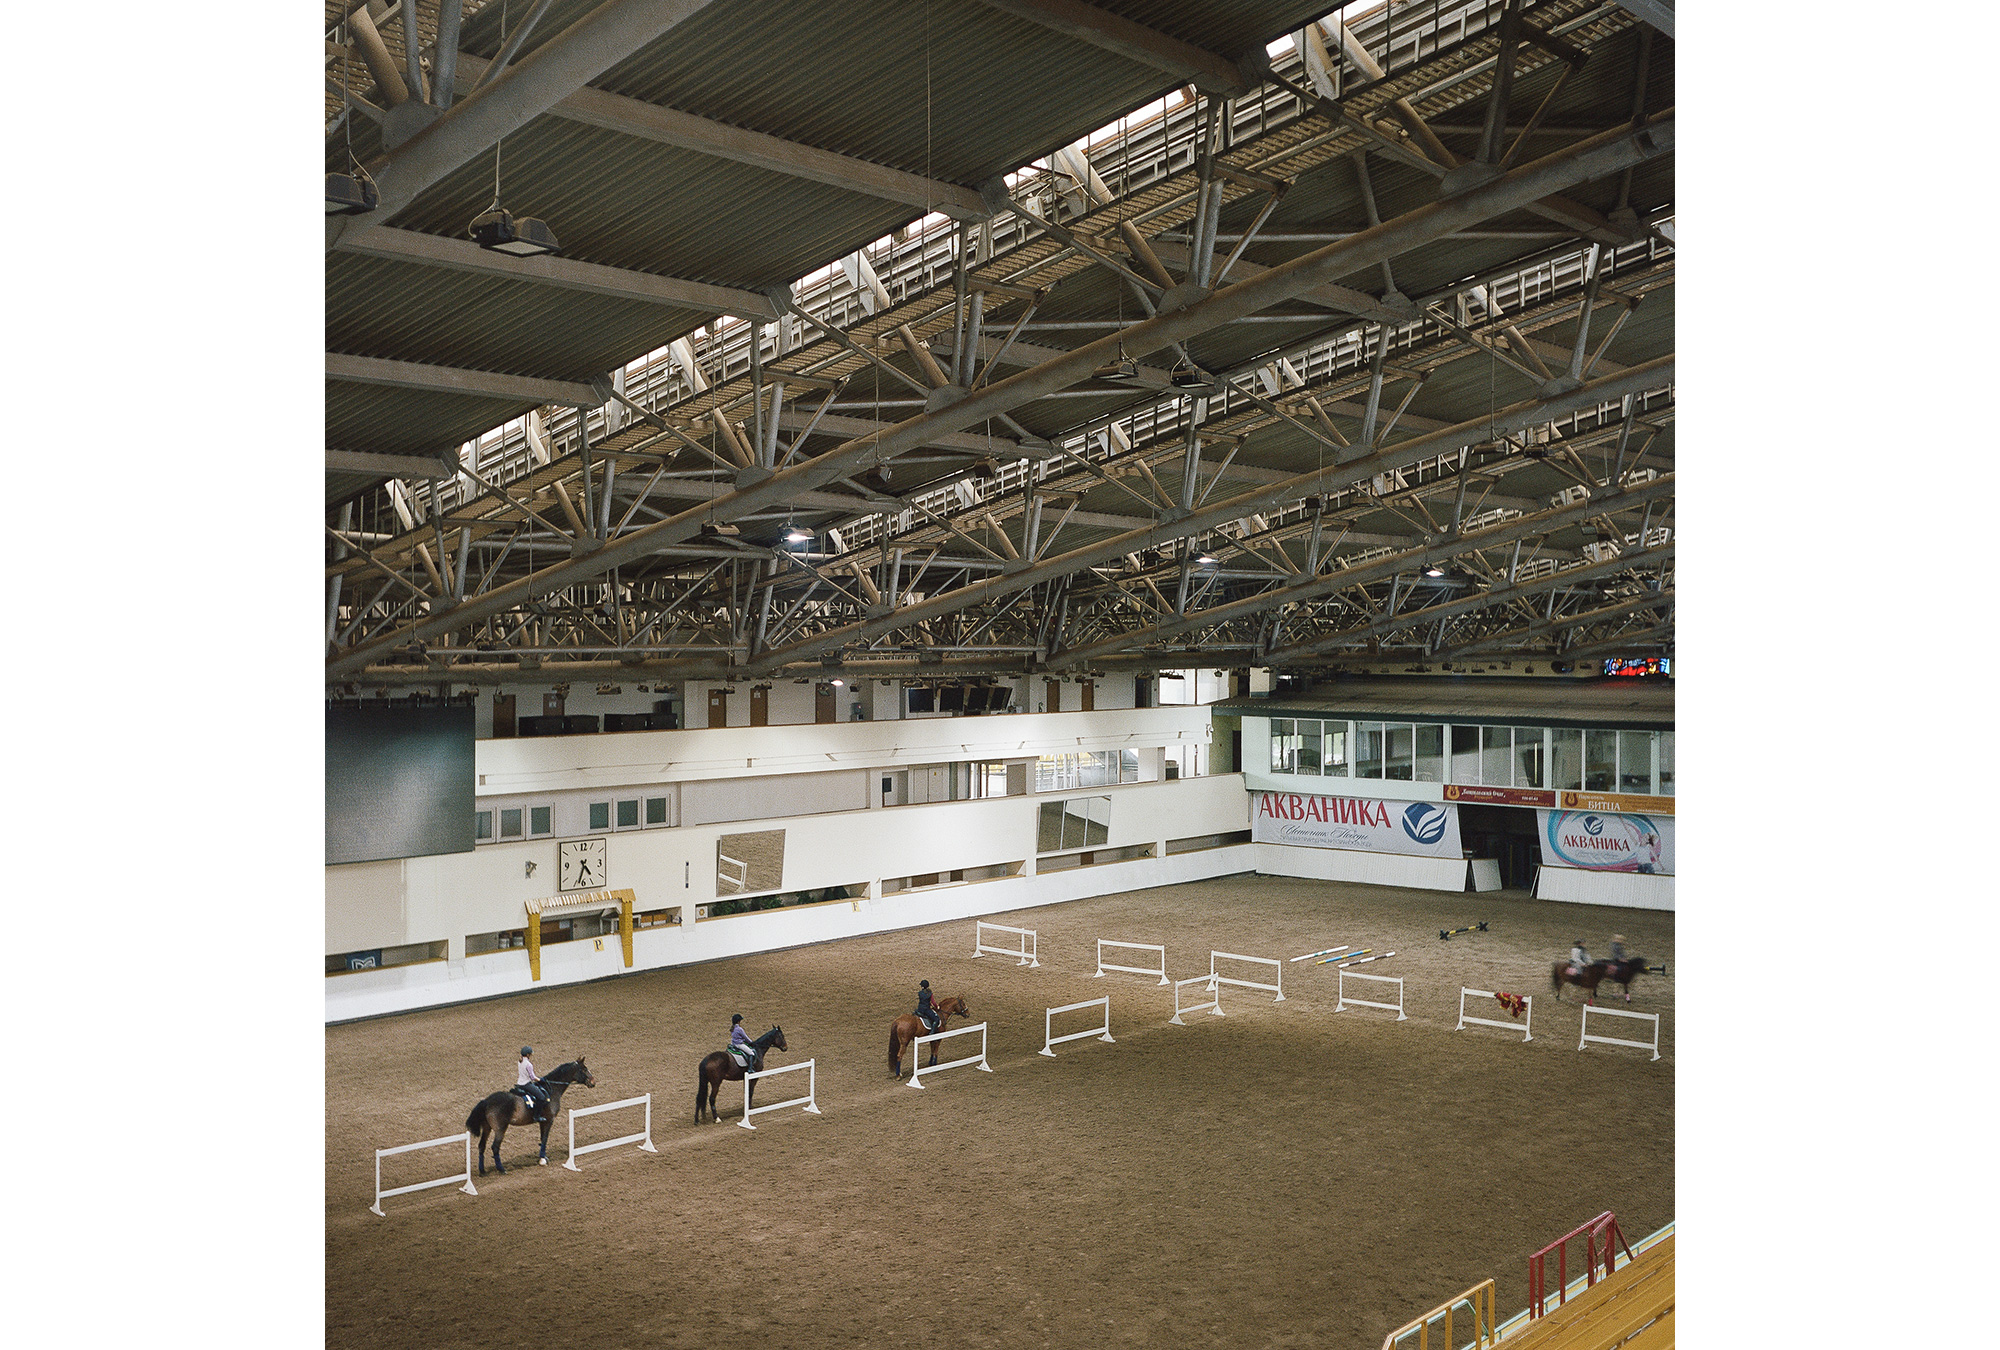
464,1058 -> 595,1174
888,994 -> 971,1078
1549,958 -> 1647,1006
696,1025 -> 786,1124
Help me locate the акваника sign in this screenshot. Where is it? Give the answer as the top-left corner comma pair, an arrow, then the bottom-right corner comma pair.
1536,809 -> 1674,874
1251,791 -> 1463,858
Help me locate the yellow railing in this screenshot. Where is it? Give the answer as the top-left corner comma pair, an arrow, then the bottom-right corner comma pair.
1381,1279 -> 1499,1350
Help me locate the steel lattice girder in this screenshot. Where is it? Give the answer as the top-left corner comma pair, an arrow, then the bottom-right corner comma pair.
328,113 -> 1673,679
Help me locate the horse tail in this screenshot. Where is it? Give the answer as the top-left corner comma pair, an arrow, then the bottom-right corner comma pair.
465,1098 -> 487,1136
888,1020 -> 901,1071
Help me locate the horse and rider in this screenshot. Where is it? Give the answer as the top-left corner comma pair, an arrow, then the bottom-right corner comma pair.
889,980 -> 971,1078
465,1045 -> 596,1173
697,1014 -> 788,1123
1551,933 -> 1649,1005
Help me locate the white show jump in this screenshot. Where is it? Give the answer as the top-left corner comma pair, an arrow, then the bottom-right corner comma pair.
562,1094 -> 659,1170
1456,987 -> 1533,1043
1038,997 -> 1115,1056
369,1132 -> 477,1217
1579,1004 -> 1662,1061
1093,938 -> 1169,985
717,854 -> 749,892
1169,974 -> 1223,1025
908,1022 -> 994,1089
739,1059 -> 822,1130
1211,950 -> 1284,1003
972,921 -> 1041,967
1334,968 -> 1408,1020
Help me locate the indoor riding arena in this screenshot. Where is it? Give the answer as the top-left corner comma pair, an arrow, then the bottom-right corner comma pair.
326,875 -> 1673,1348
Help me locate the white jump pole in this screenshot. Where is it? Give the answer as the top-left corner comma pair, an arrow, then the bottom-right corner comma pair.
1038,997 -> 1115,1056
908,1022 -> 993,1089
1210,950 -> 1284,1003
1092,938 -> 1170,985
369,1132 -> 478,1217
1334,968 -> 1407,1020
561,1094 -> 659,1171
972,921 -> 1040,967
739,1059 -> 822,1130
1169,974 -> 1223,1025
1455,987 -> 1534,1043
1579,1004 -> 1662,1061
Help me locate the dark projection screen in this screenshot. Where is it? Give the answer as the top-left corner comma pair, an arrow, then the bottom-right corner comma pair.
326,705 -> 476,865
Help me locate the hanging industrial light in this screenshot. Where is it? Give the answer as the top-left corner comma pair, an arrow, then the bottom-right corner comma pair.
326,165 -> 379,216
469,207 -> 561,257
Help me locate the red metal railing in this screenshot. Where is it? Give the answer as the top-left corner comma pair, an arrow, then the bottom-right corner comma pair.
1527,1212 -> 1634,1318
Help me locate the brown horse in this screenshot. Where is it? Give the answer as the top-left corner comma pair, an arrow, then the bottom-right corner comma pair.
1550,958 -> 1647,1006
888,994 -> 971,1078
696,1025 -> 786,1124
464,1058 -> 595,1174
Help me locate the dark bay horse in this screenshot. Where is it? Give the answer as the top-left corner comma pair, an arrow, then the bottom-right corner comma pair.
465,1058 -> 595,1174
696,1025 -> 786,1124
888,993 -> 971,1079
1550,958 -> 1647,1006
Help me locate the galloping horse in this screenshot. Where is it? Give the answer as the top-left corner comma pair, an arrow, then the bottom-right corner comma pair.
464,1058 -> 595,1174
888,993 -> 971,1079
1550,958 -> 1647,1006
696,1025 -> 787,1124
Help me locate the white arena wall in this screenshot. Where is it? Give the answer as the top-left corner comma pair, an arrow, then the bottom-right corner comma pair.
1535,866 -> 1675,910
326,772 -> 1251,1022
1252,842 -> 1467,891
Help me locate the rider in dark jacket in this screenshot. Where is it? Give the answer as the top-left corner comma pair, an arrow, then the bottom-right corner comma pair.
914,980 -> 938,1033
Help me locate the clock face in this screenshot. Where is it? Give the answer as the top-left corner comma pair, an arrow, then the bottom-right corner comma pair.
559,838 -> 607,892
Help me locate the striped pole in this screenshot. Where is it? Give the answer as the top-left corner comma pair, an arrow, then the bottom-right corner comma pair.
1316,948 -> 1373,966
1291,946 -> 1352,963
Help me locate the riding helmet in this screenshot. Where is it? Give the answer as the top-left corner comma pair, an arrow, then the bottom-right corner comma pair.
520,1046 -> 532,1056
731,1013 -> 743,1024
920,980 -> 930,989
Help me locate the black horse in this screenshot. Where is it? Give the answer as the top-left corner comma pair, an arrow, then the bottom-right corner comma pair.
464,1058 -> 595,1174
1550,958 -> 1649,1005
696,1025 -> 786,1124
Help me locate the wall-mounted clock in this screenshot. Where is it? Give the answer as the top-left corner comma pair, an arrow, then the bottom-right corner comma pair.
559,837 -> 607,891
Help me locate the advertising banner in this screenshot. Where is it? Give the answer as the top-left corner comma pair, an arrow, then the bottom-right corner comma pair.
1252,791 -> 1463,858
1444,784 -> 1555,807
1536,810 -> 1675,874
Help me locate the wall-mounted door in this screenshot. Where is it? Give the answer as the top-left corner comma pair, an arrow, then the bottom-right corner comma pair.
750,685 -> 769,726
1045,678 -> 1062,713
815,683 -> 837,724
707,688 -> 729,727
543,692 -> 565,718
1079,679 -> 1094,712
493,694 -> 516,737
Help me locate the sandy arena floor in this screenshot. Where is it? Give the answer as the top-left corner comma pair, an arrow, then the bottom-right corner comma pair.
326,873 -> 1674,1348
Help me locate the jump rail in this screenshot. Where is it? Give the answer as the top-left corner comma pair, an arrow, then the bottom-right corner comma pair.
1380,1278 -> 1498,1350
370,1132 -> 477,1217
908,1022 -> 993,1089
740,1059 -> 822,1130
562,1094 -> 659,1170
1579,1004 -> 1662,1061
717,853 -> 748,892
1456,988 -> 1533,1043
1093,938 -> 1169,985
1169,974 -> 1223,1025
972,920 -> 1040,967
1211,950 -> 1284,1003
1039,997 -> 1115,1056
1335,968 -> 1407,1020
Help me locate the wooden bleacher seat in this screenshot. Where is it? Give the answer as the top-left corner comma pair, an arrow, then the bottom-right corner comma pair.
1501,1235 -> 1673,1350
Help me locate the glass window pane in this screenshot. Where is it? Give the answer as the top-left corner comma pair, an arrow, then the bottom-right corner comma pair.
1657,732 -> 1674,796
1323,722 -> 1349,776
616,799 -> 639,828
1357,723 -> 1384,778
1385,724 -> 1415,780
530,806 -> 552,835
1551,729 -> 1583,790
1619,731 -> 1655,794
1482,727 -> 1512,787
1451,726 -> 1481,784
500,808 -> 523,838
1513,727 -> 1545,788
475,811 -> 492,841
1584,731 -> 1616,792
1270,720 -> 1292,773
589,801 -> 610,831
1296,721 -> 1323,775
1119,748 -> 1139,782
1414,724 -> 1444,782
644,798 -> 666,825
1037,801 -> 1064,851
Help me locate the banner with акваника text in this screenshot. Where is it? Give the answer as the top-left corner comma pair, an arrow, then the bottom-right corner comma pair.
1536,809 -> 1674,874
1252,790 -> 1463,858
